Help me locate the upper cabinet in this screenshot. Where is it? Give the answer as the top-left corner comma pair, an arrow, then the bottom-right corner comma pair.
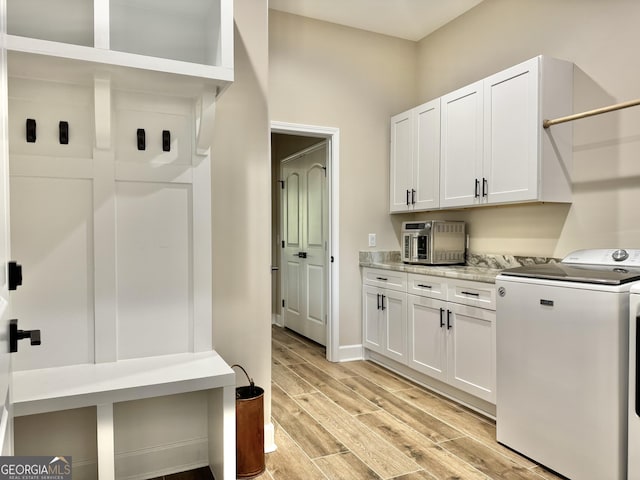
389,98 -> 440,213
391,55 -> 573,213
5,0 -> 234,95
440,81 -> 483,208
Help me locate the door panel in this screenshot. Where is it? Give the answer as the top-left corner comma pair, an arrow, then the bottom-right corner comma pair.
281,143 -> 327,345
362,285 -> 382,353
448,303 -> 496,402
407,295 -> 447,382
382,290 -> 407,363
440,81 -> 483,208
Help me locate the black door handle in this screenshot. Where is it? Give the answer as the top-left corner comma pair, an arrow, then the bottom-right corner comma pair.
381,295 -> 386,311
474,179 -> 480,198
377,293 -> 381,310
298,252 -> 307,258
482,177 -> 488,197
406,189 -> 410,206
411,189 -> 416,204
9,319 -> 41,353
447,310 -> 452,330
439,308 -> 445,328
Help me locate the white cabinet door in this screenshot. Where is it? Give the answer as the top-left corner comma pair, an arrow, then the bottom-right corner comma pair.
447,302 -> 496,403
363,285 -> 384,354
389,110 -> 413,212
484,57 -> 539,204
363,285 -> 407,363
407,295 -> 447,382
440,81 -> 484,208
413,99 -> 440,211
382,289 -> 407,363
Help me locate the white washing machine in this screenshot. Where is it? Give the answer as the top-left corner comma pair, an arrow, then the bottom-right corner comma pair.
496,249 -> 639,480
630,284 -> 640,480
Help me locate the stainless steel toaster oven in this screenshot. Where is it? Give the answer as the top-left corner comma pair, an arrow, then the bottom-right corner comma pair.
401,220 -> 466,265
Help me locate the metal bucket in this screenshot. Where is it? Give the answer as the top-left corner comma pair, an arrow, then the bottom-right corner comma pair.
233,366 -> 265,478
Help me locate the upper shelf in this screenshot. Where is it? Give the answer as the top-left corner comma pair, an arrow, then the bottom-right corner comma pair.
5,0 -> 233,96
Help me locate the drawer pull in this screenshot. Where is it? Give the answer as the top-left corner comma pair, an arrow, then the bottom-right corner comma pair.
376,276 -> 388,281
417,284 -> 432,289
461,291 -> 480,297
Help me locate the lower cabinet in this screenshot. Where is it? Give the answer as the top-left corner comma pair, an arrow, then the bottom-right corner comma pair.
363,285 -> 407,364
407,296 -> 496,403
363,267 -> 496,405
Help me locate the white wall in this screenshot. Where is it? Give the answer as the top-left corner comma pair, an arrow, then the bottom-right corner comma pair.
211,0 -> 272,429
269,10 -> 418,346
415,0 -> 640,256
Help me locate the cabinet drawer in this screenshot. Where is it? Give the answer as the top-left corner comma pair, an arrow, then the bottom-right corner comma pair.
362,268 -> 407,292
447,279 -> 496,310
407,274 -> 447,300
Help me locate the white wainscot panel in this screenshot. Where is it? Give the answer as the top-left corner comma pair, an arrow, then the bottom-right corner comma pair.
114,91 -> 192,166
116,181 -> 192,360
10,176 -> 94,370
8,77 -> 94,159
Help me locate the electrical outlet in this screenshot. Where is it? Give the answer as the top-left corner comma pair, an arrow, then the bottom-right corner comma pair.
368,233 -> 376,247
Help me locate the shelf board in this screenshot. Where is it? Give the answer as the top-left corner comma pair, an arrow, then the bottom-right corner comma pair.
6,35 -> 233,97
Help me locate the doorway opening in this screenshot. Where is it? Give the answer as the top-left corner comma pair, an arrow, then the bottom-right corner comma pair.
270,122 -> 339,362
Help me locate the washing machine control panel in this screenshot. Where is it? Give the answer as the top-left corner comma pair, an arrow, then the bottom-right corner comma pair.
563,249 -> 640,267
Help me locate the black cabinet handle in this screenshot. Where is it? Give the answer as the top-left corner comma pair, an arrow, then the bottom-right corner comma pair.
381,295 -> 386,311
377,293 -> 381,310
474,179 -> 480,198
461,291 -> 480,297
376,276 -> 388,281
411,189 -> 416,204
406,189 -> 410,205
439,308 -> 445,328
297,252 -> 307,258
416,284 -> 432,289
447,310 -> 452,330
482,177 -> 488,197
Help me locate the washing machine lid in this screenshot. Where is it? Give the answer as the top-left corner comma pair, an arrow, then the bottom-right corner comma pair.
500,249 -> 640,285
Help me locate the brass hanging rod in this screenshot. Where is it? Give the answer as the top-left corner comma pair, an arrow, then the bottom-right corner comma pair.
543,98 -> 640,129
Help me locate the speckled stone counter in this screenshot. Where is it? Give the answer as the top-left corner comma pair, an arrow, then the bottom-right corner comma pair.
359,251 -> 559,284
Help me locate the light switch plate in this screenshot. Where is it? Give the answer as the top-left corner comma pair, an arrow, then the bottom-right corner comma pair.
368,233 -> 376,247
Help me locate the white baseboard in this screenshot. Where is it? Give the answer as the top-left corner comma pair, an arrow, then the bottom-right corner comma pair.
115,438 -> 209,480
338,344 -> 363,362
271,314 -> 282,326
264,422 -> 277,453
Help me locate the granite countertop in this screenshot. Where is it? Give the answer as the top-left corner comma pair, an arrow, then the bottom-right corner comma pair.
359,251 -> 559,284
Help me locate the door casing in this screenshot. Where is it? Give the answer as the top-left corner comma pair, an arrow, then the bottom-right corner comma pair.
271,121 -> 339,362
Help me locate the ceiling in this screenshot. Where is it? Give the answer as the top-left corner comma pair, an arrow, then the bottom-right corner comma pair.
268,0 -> 485,42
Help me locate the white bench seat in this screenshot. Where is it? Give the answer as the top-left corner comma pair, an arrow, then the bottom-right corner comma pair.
12,351 -> 236,480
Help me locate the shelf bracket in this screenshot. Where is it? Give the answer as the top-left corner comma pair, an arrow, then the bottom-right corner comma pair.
196,90 -> 217,155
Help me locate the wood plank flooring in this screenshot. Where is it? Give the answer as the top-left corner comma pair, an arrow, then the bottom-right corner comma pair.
257,325 -> 564,480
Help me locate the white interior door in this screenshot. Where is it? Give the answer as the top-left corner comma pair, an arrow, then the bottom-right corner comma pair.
281,142 -> 327,345
0,36 -> 13,455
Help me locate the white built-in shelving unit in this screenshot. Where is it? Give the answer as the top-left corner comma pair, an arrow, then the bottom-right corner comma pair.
1,1 -> 236,478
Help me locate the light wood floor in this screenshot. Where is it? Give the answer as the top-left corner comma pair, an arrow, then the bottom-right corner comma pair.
256,325 -> 564,480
